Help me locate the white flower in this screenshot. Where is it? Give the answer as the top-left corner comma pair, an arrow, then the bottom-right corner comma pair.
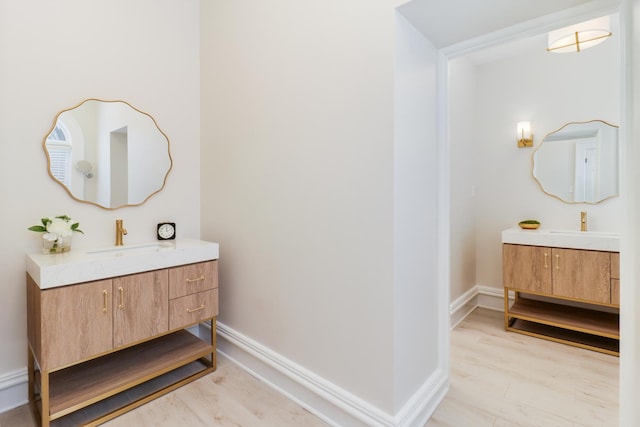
46,217 -> 73,237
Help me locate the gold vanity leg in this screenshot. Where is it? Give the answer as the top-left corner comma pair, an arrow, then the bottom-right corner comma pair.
41,370 -> 50,427
211,317 -> 217,370
504,288 -> 509,330
28,347 -> 34,402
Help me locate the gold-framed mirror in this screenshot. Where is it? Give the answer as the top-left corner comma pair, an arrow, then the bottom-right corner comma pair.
532,120 -> 619,204
43,99 -> 172,209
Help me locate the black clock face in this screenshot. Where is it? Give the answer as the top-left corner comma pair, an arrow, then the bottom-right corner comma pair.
157,223 -> 176,240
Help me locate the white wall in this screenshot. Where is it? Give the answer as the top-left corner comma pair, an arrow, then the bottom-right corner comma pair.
201,0 -> 444,423
0,0 -> 201,411
393,13 -> 444,414
448,57 -> 478,302
620,1 -> 640,425
200,0 -> 394,412
449,20 -> 621,301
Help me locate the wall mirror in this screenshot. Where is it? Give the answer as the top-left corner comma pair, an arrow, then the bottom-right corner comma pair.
532,120 -> 619,204
44,99 -> 172,209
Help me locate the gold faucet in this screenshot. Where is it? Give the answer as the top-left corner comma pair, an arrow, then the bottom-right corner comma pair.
115,219 -> 128,246
580,211 -> 587,232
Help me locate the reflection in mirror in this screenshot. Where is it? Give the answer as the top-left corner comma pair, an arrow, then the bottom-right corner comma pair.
44,99 -> 172,209
532,120 -> 618,204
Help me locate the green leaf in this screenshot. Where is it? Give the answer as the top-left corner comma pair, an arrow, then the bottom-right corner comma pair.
56,215 -> 71,221
40,218 -> 50,227
71,223 -> 84,234
28,226 -> 47,232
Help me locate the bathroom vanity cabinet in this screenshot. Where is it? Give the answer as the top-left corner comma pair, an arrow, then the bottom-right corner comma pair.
27,257 -> 218,427
503,243 -> 619,355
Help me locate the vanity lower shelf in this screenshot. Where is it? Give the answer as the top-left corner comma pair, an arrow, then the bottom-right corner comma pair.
508,319 -> 619,355
505,294 -> 619,356
47,360 -> 210,427
32,329 -> 215,426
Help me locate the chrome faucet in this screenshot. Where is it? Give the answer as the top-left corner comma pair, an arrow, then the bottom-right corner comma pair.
115,219 -> 128,246
580,211 -> 587,232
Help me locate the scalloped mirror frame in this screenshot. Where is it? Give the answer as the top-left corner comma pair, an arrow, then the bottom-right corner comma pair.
531,119 -> 619,204
43,99 -> 173,210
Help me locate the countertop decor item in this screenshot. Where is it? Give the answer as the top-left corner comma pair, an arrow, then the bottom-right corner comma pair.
28,215 -> 83,254
157,222 -> 176,240
518,219 -> 541,230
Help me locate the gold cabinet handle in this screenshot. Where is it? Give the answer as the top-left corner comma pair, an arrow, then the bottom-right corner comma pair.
118,287 -> 124,309
544,252 -> 548,268
103,290 -> 108,313
187,304 -> 205,313
185,275 -> 205,283
555,254 -> 560,270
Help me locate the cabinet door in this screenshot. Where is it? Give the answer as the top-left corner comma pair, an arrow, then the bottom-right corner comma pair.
40,280 -> 113,370
503,244 -> 552,293
168,261 -> 218,299
551,248 -> 611,304
113,270 -> 169,348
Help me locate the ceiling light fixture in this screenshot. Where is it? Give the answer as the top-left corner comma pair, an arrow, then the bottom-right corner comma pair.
547,16 -> 611,53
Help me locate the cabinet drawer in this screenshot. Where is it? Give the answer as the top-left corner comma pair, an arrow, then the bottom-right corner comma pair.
168,261 -> 218,299
611,253 -> 620,279
611,279 -> 620,306
169,289 -> 218,330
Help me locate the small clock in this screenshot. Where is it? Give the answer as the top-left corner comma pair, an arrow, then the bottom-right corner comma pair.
157,222 -> 176,240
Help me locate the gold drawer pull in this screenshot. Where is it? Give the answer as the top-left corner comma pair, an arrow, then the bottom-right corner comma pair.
118,287 -> 124,309
187,304 -> 205,313
555,254 -> 560,270
544,252 -> 548,268
185,275 -> 205,283
103,290 -> 108,313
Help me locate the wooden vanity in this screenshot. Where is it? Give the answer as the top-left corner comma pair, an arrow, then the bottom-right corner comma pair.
26,240 -> 219,426
502,229 -> 619,356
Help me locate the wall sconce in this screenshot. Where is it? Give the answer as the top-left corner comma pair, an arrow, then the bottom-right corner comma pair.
517,121 -> 533,148
547,16 -> 611,53
76,160 -> 94,178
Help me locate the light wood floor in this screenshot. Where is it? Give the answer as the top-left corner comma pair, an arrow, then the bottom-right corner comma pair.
0,354 -> 328,427
1,308 -> 618,427
426,308 -> 619,427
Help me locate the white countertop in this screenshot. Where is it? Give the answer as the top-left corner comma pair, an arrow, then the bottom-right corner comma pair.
501,227 -> 620,252
27,238 -> 219,289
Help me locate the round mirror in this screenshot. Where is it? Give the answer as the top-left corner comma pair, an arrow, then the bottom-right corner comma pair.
44,99 -> 172,209
532,120 -> 619,204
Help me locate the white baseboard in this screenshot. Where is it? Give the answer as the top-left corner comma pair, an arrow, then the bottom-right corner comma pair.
450,285 -> 506,328
211,321 -> 448,427
393,368 -> 448,427
0,368 -> 28,413
1,322 -> 449,425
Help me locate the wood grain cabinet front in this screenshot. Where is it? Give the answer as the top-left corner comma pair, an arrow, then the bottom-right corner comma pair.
611,252 -> 620,306
168,260 -> 218,299
27,259 -> 219,427
113,269 -> 169,348
503,244 -> 552,294
503,244 -> 614,304
169,289 -> 218,330
503,243 -> 620,356
27,276 -> 113,372
550,248 -> 611,304
168,261 -> 219,330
